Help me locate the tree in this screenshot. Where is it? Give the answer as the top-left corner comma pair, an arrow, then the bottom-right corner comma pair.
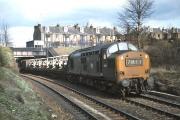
118,13 -> 132,35
118,0 -> 154,48
0,22 -> 10,47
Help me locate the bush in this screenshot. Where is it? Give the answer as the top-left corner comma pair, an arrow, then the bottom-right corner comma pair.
0,47 -> 15,68
145,40 -> 180,69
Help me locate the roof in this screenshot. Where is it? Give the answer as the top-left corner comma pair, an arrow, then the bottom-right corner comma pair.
42,25 -> 121,35
152,28 -> 162,33
49,26 -> 64,33
100,27 -> 119,36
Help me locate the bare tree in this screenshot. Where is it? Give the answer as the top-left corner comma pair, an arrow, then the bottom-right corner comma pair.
118,12 -> 134,41
118,13 -> 131,34
0,22 -> 10,46
118,0 -> 154,48
2,23 -> 9,46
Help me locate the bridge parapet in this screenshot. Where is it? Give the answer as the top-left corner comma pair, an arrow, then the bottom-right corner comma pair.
11,48 -> 47,58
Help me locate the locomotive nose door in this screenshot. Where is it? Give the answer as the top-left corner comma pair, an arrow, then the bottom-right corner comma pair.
102,49 -> 108,68
101,49 -> 109,77
101,48 -> 117,81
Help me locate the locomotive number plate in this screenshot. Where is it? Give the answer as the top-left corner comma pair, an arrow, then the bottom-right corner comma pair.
126,59 -> 143,66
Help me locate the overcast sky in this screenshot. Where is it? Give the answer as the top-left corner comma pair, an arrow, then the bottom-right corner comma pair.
0,0 -> 180,47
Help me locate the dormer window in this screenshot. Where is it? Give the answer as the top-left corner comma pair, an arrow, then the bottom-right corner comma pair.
80,27 -> 84,33
64,27 -> 68,32
96,28 -> 100,34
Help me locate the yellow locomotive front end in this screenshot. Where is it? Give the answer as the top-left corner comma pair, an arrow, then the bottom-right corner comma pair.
115,51 -> 150,95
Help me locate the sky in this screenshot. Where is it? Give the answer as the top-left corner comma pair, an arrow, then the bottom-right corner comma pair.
0,0 -> 180,47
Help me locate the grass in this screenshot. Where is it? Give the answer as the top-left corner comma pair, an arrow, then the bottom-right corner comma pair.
0,67 -> 51,120
0,46 -> 51,120
0,47 -> 15,68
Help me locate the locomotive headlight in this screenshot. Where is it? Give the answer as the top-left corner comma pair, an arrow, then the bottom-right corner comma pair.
145,55 -> 148,59
121,80 -> 130,87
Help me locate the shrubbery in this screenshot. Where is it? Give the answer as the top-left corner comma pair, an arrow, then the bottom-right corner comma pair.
0,47 -> 15,68
145,40 -> 180,70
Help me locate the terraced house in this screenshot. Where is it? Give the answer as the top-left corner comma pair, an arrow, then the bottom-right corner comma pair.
147,27 -> 180,40
31,24 -> 121,48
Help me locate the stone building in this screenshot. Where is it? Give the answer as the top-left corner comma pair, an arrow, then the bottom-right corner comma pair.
148,28 -> 163,40
147,27 -> 180,40
171,28 -> 180,40
32,24 -> 121,48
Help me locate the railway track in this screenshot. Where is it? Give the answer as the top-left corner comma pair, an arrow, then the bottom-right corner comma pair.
148,91 -> 180,103
22,74 -> 180,120
140,94 -> 180,109
22,74 -> 98,120
125,96 -> 180,119
21,74 -> 140,120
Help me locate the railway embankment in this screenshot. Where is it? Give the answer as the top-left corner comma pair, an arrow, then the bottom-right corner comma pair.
151,68 -> 180,96
145,41 -> 180,96
0,47 -> 52,120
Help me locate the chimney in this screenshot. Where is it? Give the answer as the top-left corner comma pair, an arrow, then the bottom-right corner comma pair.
56,24 -> 60,27
74,24 -> 79,29
90,24 -> 93,29
38,24 -> 41,28
113,27 -> 117,31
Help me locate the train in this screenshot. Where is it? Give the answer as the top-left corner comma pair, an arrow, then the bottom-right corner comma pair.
20,41 -> 151,97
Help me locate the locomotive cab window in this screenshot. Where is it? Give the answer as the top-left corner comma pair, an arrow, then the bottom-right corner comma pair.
118,42 -> 128,50
108,44 -> 118,54
118,42 -> 138,51
128,43 -> 138,51
107,44 -> 118,57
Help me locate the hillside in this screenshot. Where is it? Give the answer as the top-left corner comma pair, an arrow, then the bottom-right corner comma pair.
0,47 -> 50,120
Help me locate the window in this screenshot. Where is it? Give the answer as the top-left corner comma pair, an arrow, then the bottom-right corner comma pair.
128,43 -> 138,51
118,42 -> 138,51
108,44 -> 118,53
118,42 -> 128,50
103,52 -> 107,60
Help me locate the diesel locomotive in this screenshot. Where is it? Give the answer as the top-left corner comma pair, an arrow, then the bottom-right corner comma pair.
20,41 -> 150,97
67,42 -> 150,96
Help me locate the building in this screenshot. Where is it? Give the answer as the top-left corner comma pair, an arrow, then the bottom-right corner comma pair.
147,27 -> 180,40
26,40 -> 44,48
148,28 -> 163,40
30,24 -> 121,48
171,28 -> 180,40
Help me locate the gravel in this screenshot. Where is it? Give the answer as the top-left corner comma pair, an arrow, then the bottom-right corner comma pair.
26,74 -> 175,120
